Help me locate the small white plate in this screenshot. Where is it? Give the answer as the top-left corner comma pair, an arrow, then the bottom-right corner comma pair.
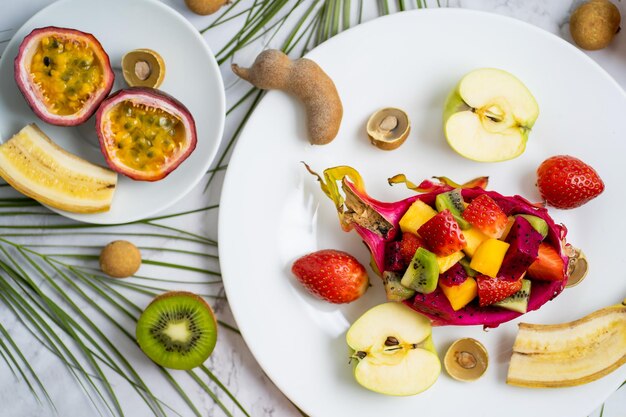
0,0 -> 225,224
220,9 -> 626,417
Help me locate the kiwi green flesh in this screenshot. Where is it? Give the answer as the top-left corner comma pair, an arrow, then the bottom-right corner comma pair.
382,271 -> 415,301
400,247 -> 439,294
493,279 -> 531,313
136,293 -> 217,370
516,214 -> 548,239
435,190 -> 471,230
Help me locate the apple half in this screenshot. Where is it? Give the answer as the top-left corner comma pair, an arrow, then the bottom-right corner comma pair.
443,68 -> 539,162
346,302 -> 441,396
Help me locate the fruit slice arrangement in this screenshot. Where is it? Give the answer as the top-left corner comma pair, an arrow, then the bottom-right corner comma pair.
307,165 -> 579,328
96,88 -> 197,181
0,124 -> 117,213
14,26 -> 114,126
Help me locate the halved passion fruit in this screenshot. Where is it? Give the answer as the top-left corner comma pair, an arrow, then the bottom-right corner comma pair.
95,88 -> 197,181
14,26 -> 114,126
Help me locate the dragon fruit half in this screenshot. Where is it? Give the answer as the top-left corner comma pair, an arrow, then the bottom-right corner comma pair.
307,164 -> 576,328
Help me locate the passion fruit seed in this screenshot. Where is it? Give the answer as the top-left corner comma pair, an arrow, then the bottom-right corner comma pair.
100,240 -> 141,278
31,35 -> 103,116
109,101 -> 184,172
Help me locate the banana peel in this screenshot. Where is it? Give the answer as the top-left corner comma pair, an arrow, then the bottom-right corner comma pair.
0,124 -> 117,213
507,299 -> 626,387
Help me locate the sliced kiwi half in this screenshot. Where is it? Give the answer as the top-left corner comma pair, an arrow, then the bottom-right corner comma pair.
136,291 -> 217,370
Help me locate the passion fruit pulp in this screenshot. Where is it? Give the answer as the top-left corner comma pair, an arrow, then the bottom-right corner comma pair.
14,26 -> 114,126
95,88 -> 197,181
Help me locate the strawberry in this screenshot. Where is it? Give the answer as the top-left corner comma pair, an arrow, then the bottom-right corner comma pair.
462,194 -> 508,238
476,275 -> 523,306
527,243 -> 566,281
291,249 -> 369,303
417,209 -> 466,257
399,232 -> 425,265
536,155 -> 604,209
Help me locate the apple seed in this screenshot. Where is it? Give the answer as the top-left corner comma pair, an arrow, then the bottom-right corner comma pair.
384,336 -> 399,346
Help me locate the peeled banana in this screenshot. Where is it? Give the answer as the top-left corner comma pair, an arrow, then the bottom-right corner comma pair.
507,299 -> 626,387
0,124 -> 117,213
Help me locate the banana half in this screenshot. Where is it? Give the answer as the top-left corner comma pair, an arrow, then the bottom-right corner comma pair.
507,300 -> 626,388
0,124 -> 117,213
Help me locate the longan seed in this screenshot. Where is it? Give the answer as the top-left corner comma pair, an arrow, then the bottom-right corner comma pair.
100,240 -> 141,278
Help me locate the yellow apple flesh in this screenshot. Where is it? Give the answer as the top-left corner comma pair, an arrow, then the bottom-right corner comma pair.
443,68 -> 539,162
346,302 -> 441,396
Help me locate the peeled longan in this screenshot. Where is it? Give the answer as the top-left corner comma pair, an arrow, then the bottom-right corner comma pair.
100,240 -> 141,278
570,0 -> 621,50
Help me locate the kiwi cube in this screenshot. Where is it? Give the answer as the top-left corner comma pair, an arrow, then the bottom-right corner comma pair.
493,279 -> 531,313
435,189 -> 470,230
382,271 -> 416,301
400,247 -> 439,294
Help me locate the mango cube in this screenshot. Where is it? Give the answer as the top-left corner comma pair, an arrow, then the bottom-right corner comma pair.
440,277 -> 478,311
470,239 -> 510,278
462,227 -> 489,258
399,200 -> 437,234
436,251 -> 465,274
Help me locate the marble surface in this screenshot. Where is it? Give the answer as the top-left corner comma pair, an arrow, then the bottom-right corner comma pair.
0,0 -> 624,416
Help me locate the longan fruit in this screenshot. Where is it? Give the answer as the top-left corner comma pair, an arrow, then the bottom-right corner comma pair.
570,0 -> 621,50
100,240 -> 141,278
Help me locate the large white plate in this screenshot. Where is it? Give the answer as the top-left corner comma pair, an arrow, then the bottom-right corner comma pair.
0,0 -> 224,224
219,9 -> 626,417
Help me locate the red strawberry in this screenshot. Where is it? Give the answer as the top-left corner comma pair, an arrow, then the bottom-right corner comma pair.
399,232 -> 425,265
527,243 -> 566,281
462,194 -> 508,238
536,155 -> 604,209
417,209 -> 466,257
476,275 -> 523,306
291,249 -> 369,304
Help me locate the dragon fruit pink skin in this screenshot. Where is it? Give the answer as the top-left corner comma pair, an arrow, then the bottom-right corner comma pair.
498,216 -> 543,281
307,165 -> 570,328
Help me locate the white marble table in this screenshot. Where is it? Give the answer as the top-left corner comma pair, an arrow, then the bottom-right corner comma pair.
0,1 -> 624,416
